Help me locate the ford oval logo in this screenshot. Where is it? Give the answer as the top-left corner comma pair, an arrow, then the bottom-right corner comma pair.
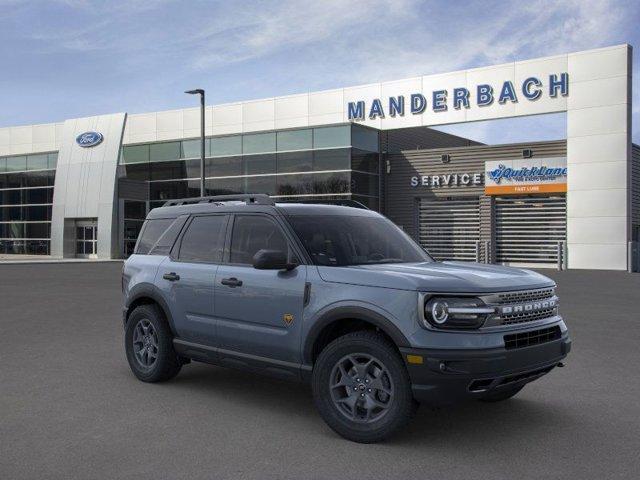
76,131 -> 103,148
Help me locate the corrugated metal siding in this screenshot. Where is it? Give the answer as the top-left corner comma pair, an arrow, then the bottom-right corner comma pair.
632,144 -> 640,238
384,140 -> 567,249
381,127 -> 481,154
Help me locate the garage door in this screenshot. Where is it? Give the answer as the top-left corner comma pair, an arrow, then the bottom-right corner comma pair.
495,195 -> 566,265
419,197 -> 480,261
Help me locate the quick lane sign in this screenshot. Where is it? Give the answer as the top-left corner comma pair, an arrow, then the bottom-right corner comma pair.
348,73 -> 569,120
485,157 -> 567,195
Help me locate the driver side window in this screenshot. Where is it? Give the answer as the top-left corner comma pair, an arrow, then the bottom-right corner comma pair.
229,215 -> 290,265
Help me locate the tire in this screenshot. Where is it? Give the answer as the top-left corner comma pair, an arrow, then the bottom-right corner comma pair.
479,385 -> 524,403
125,304 -> 182,383
312,331 -> 418,443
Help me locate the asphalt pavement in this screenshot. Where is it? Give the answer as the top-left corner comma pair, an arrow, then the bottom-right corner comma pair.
1,262 -> 639,479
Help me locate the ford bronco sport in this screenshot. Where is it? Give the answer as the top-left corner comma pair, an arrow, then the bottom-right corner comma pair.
122,194 -> 571,443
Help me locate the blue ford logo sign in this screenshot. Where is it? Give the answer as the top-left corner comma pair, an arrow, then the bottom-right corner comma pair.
76,131 -> 103,148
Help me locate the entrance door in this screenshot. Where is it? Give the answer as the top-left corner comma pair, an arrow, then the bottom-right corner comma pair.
76,220 -> 98,258
494,195 -> 567,266
419,197 -> 480,261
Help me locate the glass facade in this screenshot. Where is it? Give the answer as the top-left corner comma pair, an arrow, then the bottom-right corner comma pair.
0,152 -> 57,255
119,125 -> 381,247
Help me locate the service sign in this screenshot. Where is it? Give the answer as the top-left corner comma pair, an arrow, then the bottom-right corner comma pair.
484,157 -> 567,195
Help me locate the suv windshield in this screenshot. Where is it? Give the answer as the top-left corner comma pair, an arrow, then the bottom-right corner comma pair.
287,214 -> 432,266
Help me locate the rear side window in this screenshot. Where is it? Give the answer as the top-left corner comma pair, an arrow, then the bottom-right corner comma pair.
135,218 -> 175,254
149,215 -> 188,255
178,215 -> 228,263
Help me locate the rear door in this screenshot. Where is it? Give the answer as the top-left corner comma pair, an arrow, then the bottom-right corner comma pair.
157,214 -> 229,346
214,214 -> 307,364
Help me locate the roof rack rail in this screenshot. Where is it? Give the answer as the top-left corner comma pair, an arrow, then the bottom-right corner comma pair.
292,199 -> 370,210
163,194 -> 275,207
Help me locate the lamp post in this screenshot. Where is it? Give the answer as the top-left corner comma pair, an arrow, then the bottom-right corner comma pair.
185,89 -> 205,197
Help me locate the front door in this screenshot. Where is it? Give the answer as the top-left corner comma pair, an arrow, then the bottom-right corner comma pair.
157,214 -> 229,346
76,220 -> 98,258
214,214 -> 306,364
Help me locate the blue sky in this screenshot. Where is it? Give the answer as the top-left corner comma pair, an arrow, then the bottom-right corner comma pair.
0,0 -> 638,144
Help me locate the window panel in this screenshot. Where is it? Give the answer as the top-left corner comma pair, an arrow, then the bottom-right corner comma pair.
209,177 -> 244,195
276,174 -> 314,195
244,154 -> 276,175
0,158 -> 6,173
178,215 -> 228,263
313,126 -> 350,149
150,181 -> 189,201
313,149 -> 350,171
124,201 -> 147,220
24,205 -> 51,221
150,142 -> 181,162
26,240 -> 49,255
277,151 -> 313,173
25,188 -> 53,204
48,153 -> 58,170
351,150 -> 379,173
121,163 -> 150,181
26,222 -> 50,239
181,139 -> 210,159
211,136 -> 242,157
229,215 -> 288,264
122,145 -> 150,164
351,171 -> 379,197
150,160 -> 188,181
312,172 -> 350,194
243,133 -> 276,154
27,154 -> 49,170
206,156 -> 242,177
351,125 -> 379,152
26,170 -> 55,187
277,129 -> 312,151
6,156 -> 27,172
245,175 -> 276,196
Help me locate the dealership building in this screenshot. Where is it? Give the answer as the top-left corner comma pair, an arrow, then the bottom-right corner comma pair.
0,44 -> 637,271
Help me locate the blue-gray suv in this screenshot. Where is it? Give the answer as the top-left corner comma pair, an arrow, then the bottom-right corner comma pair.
122,194 -> 571,443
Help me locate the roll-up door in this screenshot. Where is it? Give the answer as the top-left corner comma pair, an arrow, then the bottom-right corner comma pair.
495,195 -> 567,265
419,197 -> 480,261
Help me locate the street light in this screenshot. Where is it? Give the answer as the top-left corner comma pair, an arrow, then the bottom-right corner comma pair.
185,88 -> 205,196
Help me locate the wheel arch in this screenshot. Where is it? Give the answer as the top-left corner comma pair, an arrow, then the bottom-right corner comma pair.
124,284 -> 177,336
303,306 -> 411,365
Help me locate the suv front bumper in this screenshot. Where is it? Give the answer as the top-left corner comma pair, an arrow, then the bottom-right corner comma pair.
400,332 -> 571,405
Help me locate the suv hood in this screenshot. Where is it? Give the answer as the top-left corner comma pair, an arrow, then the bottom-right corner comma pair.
316,261 -> 554,293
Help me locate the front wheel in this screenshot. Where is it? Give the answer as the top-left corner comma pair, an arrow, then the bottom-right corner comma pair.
312,331 -> 417,443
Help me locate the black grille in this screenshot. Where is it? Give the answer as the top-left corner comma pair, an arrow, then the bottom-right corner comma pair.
504,326 -> 561,350
497,288 -> 555,304
502,307 -> 557,325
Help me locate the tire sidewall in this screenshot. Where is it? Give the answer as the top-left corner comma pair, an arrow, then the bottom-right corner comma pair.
125,304 -> 179,382
312,332 -> 415,442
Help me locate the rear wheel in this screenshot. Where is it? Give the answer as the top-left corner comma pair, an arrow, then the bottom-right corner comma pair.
312,331 -> 417,443
125,304 -> 182,383
479,385 -> 524,402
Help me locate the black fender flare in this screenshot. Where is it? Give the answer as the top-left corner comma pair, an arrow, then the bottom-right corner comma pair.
302,306 -> 411,364
124,283 -> 177,336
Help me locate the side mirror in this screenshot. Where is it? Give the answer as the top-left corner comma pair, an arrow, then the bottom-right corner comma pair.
252,249 -> 297,271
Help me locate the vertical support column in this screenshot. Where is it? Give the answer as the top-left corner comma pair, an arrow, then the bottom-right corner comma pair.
566,45 -> 632,270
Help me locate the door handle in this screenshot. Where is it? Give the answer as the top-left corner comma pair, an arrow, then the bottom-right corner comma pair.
162,272 -> 180,281
221,277 -> 243,287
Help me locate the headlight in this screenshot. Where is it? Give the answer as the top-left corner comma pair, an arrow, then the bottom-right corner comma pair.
422,296 -> 495,329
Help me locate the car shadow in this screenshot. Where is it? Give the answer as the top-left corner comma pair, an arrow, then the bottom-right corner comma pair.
158,362 -> 576,446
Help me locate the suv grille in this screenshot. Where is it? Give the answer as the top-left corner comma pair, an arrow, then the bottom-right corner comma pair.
496,288 -> 555,304
501,307 -> 557,325
504,326 -> 561,350
481,288 -> 558,326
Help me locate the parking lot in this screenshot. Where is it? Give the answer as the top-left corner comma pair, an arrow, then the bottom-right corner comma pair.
1,262 -> 639,479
